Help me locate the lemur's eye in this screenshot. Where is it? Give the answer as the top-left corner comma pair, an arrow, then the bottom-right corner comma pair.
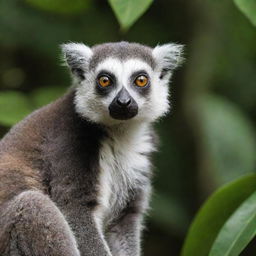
134,75 -> 148,87
98,76 -> 112,87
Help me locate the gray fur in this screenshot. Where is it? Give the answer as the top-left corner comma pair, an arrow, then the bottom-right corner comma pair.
0,190 -> 80,256
0,91 -> 112,255
0,91 -> 152,256
106,185 -> 151,256
89,42 -> 156,70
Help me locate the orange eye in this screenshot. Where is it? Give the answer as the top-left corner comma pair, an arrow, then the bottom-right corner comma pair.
135,75 -> 148,87
98,76 -> 111,87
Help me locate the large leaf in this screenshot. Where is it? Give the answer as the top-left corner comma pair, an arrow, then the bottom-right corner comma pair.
181,174 -> 256,256
108,0 -> 153,30
197,94 -> 256,185
209,190 -> 256,256
234,0 -> 256,27
25,0 -> 90,15
0,91 -> 33,126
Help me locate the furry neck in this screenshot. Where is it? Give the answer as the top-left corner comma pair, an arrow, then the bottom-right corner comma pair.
105,120 -> 152,141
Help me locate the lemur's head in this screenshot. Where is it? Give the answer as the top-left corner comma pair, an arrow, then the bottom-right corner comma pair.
62,41 -> 183,126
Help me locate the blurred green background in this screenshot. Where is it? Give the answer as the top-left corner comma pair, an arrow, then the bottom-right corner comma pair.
0,0 -> 256,255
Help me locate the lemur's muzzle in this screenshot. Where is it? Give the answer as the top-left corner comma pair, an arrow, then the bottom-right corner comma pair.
109,87 -> 138,120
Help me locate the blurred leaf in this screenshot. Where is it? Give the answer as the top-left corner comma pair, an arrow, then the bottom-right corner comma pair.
0,91 -> 32,126
209,190 -> 256,256
25,0 -> 90,15
31,86 -> 66,108
0,0 -> 117,56
181,174 -> 256,256
197,94 -> 256,185
234,0 -> 256,27
151,192 -> 190,236
108,0 -> 153,30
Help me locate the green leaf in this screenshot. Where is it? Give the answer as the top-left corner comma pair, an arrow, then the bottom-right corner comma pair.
234,0 -> 256,27
0,91 -> 33,126
197,94 -> 256,185
25,0 -> 90,15
31,86 -> 66,108
181,174 -> 256,256
108,0 -> 153,30
209,190 -> 256,256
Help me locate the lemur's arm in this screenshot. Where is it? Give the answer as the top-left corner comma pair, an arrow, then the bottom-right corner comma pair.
106,212 -> 143,256
0,190 -> 112,256
62,206 -> 113,256
106,186 -> 151,256
0,190 -> 80,256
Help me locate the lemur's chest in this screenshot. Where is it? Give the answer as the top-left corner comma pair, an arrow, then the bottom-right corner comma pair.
94,127 -> 154,226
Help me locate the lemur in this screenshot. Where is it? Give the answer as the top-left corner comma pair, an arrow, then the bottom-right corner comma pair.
0,41 -> 183,256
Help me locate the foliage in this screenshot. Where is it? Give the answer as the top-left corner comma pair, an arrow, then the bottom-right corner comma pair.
182,174 -> 256,256
0,91 -> 33,126
234,0 -> 256,26
209,189 -> 256,256
197,94 -> 256,185
0,86 -> 66,127
108,0 -> 154,30
31,86 -> 66,108
151,193 -> 190,236
25,0 -> 91,15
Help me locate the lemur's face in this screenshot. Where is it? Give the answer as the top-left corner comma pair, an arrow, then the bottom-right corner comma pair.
62,42 -> 183,126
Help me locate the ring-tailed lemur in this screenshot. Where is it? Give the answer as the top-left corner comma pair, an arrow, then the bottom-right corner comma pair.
0,41 -> 183,256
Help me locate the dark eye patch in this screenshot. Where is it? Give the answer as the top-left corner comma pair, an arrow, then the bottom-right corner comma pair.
130,70 -> 151,97
95,70 -> 117,97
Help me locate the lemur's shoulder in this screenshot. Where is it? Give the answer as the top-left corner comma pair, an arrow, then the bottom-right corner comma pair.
0,91 -> 67,201
0,89 -> 101,204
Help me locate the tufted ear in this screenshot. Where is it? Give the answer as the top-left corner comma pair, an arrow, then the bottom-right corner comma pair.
152,43 -> 184,79
61,43 -> 93,80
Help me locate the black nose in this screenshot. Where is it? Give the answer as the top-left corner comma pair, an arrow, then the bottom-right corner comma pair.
117,97 -> 131,107
109,87 -> 138,120
116,88 -> 132,107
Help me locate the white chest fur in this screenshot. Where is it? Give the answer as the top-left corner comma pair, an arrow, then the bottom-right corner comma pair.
94,123 -> 155,228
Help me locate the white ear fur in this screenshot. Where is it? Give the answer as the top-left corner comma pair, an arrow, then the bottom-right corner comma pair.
61,43 -> 93,78
152,43 -> 184,78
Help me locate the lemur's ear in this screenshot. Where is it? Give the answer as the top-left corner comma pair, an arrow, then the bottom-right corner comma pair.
152,43 -> 184,79
61,43 -> 93,79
